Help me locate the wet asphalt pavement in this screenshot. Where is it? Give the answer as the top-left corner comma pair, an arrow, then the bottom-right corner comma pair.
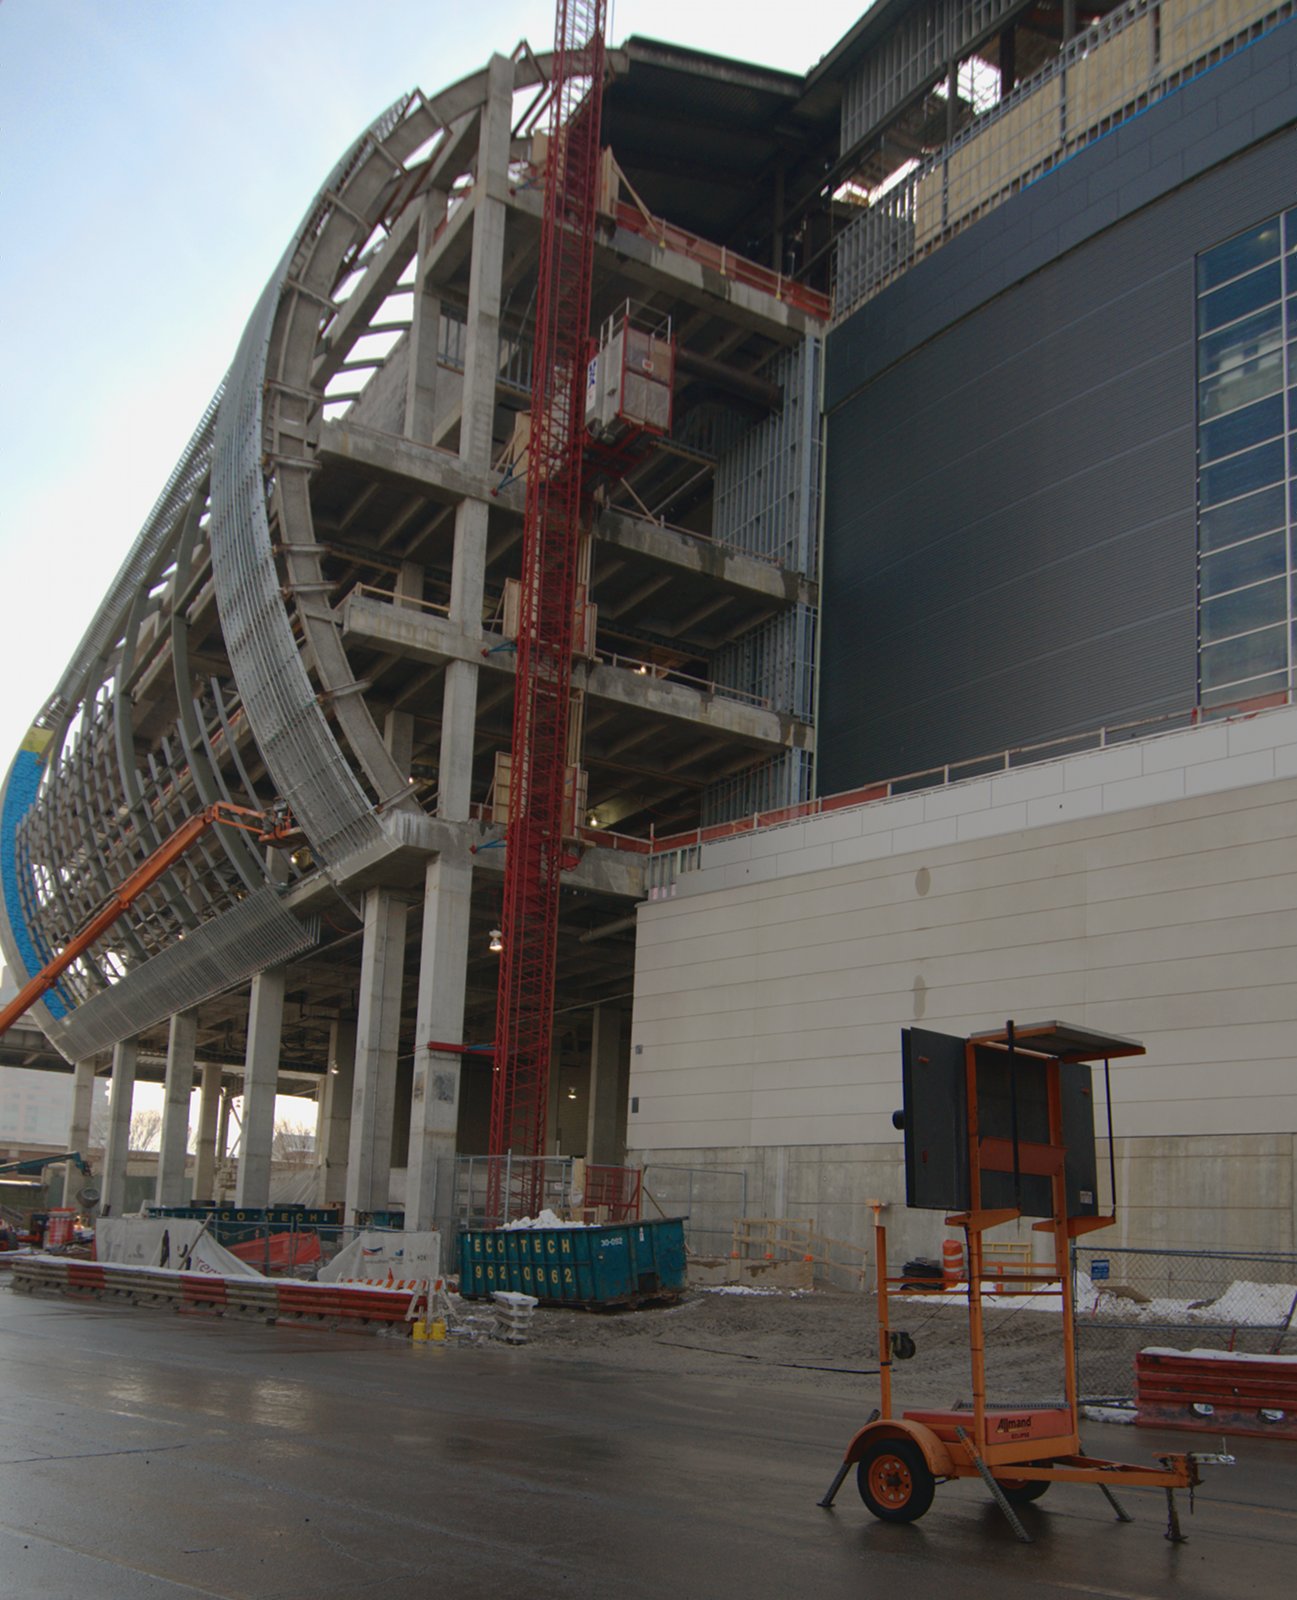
1,1288 -> 1293,1598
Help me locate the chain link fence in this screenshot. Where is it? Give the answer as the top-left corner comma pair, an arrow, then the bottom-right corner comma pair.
1073,1245 -> 1297,1400
639,1164 -> 748,1258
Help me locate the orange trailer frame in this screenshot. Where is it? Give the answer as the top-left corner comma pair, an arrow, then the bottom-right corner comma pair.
819,1021 -> 1231,1543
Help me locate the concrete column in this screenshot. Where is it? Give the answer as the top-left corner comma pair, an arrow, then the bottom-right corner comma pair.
438,656 -> 482,822
235,968 -> 285,1208
391,1057 -> 413,1176
216,1089 -> 233,1167
344,890 -> 409,1222
318,1018 -> 356,1207
384,563 -> 419,790
156,1010 -> 197,1206
437,57 -> 512,825
458,54 -> 512,475
548,1045 -> 564,1155
406,852 -> 473,1231
946,58 -> 958,142
100,1037 -> 137,1217
192,1062 -> 222,1201
405,187 -> 447,444
585,1004 -> 627,1166
62,1058 -> 97,1206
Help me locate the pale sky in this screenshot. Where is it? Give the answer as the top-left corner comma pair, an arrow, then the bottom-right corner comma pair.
0,0 -> 866,773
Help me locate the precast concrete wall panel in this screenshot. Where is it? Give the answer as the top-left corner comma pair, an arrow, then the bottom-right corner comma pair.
628,769 -> 1297,1156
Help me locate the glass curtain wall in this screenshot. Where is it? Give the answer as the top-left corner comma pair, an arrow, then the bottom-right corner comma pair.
1196,212 -> 1297,708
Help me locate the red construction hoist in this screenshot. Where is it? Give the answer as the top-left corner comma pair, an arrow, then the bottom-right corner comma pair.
487,0 -> 607,1222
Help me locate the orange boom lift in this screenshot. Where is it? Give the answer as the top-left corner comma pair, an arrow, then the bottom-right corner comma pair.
0,802 -> 290,1039
819,1020 -> 1231,1543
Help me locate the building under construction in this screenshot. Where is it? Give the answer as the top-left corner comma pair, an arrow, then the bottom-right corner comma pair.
5,0 -> 1297,1259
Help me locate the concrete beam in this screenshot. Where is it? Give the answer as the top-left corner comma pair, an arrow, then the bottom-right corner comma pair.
511,185 -> 820,341
597,508 -> 815,608
279,810 -> 646,910
340,593 -> 811,751
317,423 -> 810,615
316,419 -> 519,514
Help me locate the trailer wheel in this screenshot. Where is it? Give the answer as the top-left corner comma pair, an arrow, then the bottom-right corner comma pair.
856,1439 -> 935,1523
998,1477 -> 1051,1504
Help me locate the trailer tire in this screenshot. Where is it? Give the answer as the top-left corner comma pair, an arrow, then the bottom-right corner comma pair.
999,1477 -> 1051,1504
856,1438 -> 935,1523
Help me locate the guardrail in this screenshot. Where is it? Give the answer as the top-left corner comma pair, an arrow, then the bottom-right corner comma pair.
647,686 -> 1293,862
613,201 -> 830,320
10,1254 -> 423,1332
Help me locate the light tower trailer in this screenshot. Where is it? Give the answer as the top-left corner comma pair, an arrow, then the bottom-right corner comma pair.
819,1021 -> 1232,1543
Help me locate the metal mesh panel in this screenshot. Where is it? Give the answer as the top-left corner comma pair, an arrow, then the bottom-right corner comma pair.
711,339 -> 821,575
700,749 -> 814,828
46,889 -> 319,1063
39,391 -> 223,733
208,119 -> 404,873
707,337 -> 819,829
1,96 -> 417,1054
719,605 -> 816,719
841,0 -> 1029,154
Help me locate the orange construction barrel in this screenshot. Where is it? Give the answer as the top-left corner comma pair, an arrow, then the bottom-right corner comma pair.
941,1237 -> 964,1285
46,1208 -> 76,1248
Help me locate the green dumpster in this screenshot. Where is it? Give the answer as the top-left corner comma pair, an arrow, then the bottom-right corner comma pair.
459,1217 -> 686,1306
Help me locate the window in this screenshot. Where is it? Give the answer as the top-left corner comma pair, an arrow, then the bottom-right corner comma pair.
1196,215 -> 1296,706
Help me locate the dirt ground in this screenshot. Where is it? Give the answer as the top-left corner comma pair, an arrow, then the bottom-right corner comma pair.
456,1285 -> 1075,1410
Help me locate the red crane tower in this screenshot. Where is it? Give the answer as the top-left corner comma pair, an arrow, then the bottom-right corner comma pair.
487,0 -> 607,1220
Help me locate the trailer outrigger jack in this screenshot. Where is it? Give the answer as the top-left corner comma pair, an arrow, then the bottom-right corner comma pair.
820,1021 -> 1232,1543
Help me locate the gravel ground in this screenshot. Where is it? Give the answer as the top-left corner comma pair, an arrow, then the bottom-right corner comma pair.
458,1285 -> 1073,1408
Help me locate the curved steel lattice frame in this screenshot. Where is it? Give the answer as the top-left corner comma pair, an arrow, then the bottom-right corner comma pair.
0,55 -> 554,1059
0,109 -> 424,1046
208,95 -> 430,871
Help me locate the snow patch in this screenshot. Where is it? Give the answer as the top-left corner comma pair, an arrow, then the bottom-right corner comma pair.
1080,1278 -> 1297,1327
499,1209 -> 592,1231
1081,1404 -> 1137,1425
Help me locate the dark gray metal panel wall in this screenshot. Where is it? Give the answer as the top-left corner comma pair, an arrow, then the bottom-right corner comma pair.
826,19 -> 1297,409
819,29 -> 1297,794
